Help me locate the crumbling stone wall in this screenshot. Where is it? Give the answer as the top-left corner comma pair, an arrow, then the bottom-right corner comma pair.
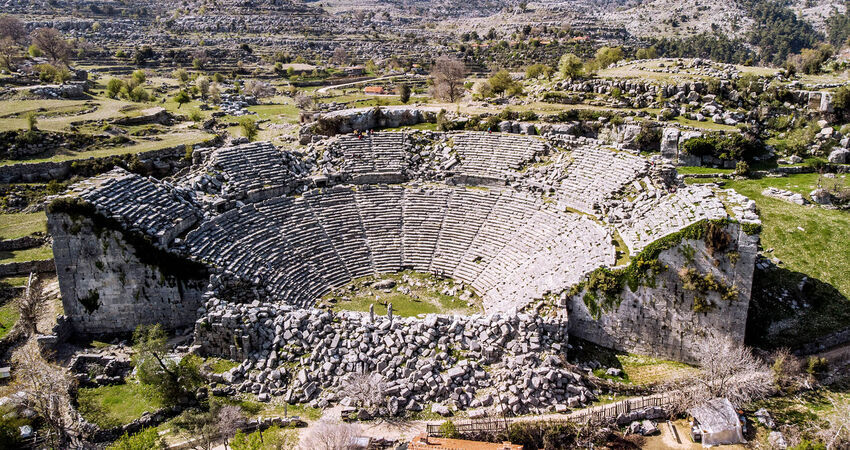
567,222 -> 758,364
47,212 -> 206,334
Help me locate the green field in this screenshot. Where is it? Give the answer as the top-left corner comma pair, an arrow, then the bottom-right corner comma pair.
0,301 -> 20,340
0,244 -> 53,263
0,130 -> 213,166
77,382 -> 163,428
324,270 -> 482,317
0,212 -> 47,239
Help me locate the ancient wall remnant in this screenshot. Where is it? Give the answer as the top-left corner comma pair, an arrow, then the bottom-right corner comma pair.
567,221 -> 758,364
47,212 -> 206,334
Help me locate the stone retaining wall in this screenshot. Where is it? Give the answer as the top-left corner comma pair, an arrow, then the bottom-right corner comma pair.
0,138 -> 219,184
0,236 -> 46,251
0,259 -> 54,276
47,213 -> 206,334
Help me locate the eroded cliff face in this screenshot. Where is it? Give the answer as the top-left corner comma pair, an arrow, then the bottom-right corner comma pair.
567,222 -> 759,364
47,212 -> 206,334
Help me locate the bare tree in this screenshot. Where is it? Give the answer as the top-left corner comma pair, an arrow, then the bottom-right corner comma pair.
243,80 -> 276,98
0,36 -> 17,71
294,92 -> 314,110
665,336 -> 772,414
431,55 -> 467,102
298,420 -> 360,450
173,409 -> 220,450
218,405 -> 246,448
30,27 -> 72,64
339,372 -> 387,410
16,272 -> 48,336
0,15 -> 27,43
332,47 -> 349,66
13,342 -> 77,448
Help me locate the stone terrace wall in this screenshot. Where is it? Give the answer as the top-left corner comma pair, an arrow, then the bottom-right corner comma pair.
47,213 -> 206,334
567,222 -> 758,364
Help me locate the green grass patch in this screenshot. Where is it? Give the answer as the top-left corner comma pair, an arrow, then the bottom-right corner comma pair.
212,394 -> 322,421
205,357 -> 239,374
0,301 -> 19,340
0,244 -> 53,263
570,338 -> 698,385
247,103 -> 300,123
672,116 -> 741,132
0,212 -> 47,239
0,276 -> 28,287
0,131 -> 214,166
676,166 -> 735,175
323,270 -> 482,317
77,382 -> 163,428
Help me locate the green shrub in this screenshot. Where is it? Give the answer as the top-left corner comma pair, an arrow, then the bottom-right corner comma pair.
107,428 -> 164,450
188,108 -> 202,122
128,86 -> 150,102
25,112 -> 38,131
439,420 -> 459,438
806,356 -> 828,375
238,116 -> 259,141
106,78 -> 125,98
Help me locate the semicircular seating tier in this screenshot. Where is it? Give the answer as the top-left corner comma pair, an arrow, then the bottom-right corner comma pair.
67,133 -> 759,317
182,184 -> 614,313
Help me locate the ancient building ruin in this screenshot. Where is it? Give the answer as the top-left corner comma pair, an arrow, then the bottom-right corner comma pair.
47,127 -> 760,411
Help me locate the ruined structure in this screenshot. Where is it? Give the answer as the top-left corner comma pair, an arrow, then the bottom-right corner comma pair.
47,127 -> 760,411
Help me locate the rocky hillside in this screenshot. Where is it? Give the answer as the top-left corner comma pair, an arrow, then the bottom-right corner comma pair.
605,0 -> 844,38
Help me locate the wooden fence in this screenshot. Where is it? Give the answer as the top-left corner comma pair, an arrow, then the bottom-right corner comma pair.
567,394 -> 669,423
426,395 -> 670,438
427,416 -> 513,437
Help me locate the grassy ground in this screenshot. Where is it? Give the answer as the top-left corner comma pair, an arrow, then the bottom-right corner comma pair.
571,338 -> 699,385
323,270 -> 482,317
0,276 -> 28,287
688,173 -> 850,348
0,244 -> 53,263
672,116 -> 740,132
0,130 -> 213,166
0,301 -> 20,340
0,212 -> 47,239
204,357 -> 239,374
212,394 -> 322,421
77,382 -> 163,428
676,166 -> 735,175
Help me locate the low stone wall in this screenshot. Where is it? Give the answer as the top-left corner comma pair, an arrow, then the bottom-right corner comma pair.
567,222 -> 759,364
0,236 -> 46,251
0,138 -> 219,184
0,259 -> 54,276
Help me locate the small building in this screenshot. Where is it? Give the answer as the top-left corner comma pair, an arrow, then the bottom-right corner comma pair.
409,433 -> 523,450
364,86 -> 385,95
688,398 -> 746,446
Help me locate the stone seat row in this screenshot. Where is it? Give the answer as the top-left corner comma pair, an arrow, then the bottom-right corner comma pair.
182,184 -> 613,312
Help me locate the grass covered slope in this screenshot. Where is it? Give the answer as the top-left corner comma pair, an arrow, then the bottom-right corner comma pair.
320,270 -> 482,317
689,174 -> 850,348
